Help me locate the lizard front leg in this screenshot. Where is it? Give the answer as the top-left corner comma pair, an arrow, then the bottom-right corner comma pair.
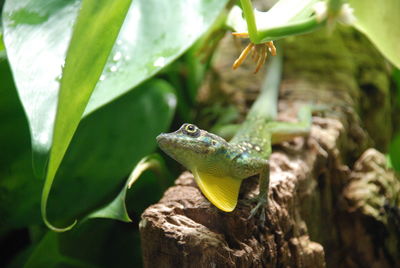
248,163 -> 270,224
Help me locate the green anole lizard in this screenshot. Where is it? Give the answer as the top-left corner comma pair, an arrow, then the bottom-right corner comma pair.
157,53 -> 316,222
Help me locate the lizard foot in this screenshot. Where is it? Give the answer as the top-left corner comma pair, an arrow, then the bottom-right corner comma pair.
246,196 -> 268,225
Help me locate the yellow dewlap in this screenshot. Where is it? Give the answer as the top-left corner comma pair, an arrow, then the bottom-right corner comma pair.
193,169 -> 242,212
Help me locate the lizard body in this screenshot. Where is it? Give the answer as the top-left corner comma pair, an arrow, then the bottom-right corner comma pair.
157,53 -> 314,220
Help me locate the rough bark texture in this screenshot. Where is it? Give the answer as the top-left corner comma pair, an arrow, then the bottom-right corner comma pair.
139,27 -> 400,268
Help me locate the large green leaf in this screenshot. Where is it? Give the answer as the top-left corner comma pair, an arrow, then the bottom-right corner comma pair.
2,0 -> 81,177
83,0 -> 228,114
43,0 -> 132,232
348,0 -> 400,68
44,0 -> 131,231
0,79 -> 176,230
2,0 -> 227,231
0,60 -> 40,234
2,0 -> 227,174
46,79 -> 176,226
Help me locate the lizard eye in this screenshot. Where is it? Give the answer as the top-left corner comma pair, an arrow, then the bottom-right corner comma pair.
182,124 -> 200,137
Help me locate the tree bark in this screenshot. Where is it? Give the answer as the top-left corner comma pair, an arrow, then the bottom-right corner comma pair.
139,27 -> 400,268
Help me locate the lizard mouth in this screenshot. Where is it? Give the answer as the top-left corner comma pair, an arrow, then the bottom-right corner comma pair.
156,133 -> 187,163
156,133 -> 210,155
156,133 -> 169,146
156,133 -> 180,149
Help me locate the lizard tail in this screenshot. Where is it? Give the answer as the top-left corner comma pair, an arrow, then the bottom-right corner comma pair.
247,48 -> 283,121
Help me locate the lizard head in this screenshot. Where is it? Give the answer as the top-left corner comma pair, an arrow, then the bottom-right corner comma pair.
157,123 -> 245,212
156,123 -> 229,171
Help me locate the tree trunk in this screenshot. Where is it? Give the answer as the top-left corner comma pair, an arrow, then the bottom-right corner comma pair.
139,27 -> 400,268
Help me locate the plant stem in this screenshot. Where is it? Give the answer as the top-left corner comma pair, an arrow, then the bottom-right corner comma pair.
257,16 -> 326,42
328,0 -> 344,16
240,0 -> 259,43
239,0 -> 327,44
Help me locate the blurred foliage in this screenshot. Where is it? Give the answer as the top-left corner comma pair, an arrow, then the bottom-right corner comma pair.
348,0 -> 400,69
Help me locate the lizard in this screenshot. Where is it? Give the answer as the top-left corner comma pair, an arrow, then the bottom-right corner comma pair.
156,52 -> 318,222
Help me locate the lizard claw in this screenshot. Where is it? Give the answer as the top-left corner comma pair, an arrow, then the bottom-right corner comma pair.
246,196 -> 268,225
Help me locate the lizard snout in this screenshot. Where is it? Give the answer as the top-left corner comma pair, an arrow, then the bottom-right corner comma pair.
156,133 -> 167,145
156,133 -> 176,149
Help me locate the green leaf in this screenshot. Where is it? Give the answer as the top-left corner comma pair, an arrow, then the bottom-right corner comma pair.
25,232 -> 94,268
47,80 -> 176,226
2,0 -> 227,231
127,154 -> 170,189
85,153 -> 169,222
83,0 -> 228,114
24,232 -> 63,268
85,185 -> 132,223
2,0 -> 82,177
0,60 -> 40,234
25,220 -> 142,268
0,25 -> 4,46
41,0 -> 132,231
348,0 -> 400,68
0,79 -> 176,231
0,29 -> 6,59
2,0 -> 227,174
386,154 -> 393,169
